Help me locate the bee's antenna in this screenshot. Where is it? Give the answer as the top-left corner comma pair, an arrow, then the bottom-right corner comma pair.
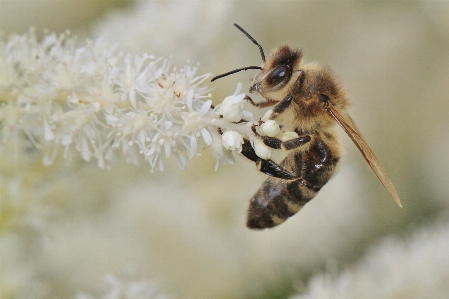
210,24 -> 265,82
234,23 -> 265,62
211,66 -> 262,82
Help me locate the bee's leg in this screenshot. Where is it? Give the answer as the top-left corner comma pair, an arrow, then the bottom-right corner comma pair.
260,135 -> 311,151
267,94 -> 294,119
257,135 -> 282,149
244,95 -> 278,108
241,138 -> 259,162
245,94 -> 294,117
241,139 -> 298,180
282,135 -> 312,150
251,123 -> 311,151
256,159 -> 297,180
257,135 -> 311,179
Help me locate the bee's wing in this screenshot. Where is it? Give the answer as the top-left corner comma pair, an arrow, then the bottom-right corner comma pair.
327,106 -> 402,207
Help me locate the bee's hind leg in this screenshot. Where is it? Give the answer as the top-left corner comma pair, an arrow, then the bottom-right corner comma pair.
241,139 -> 298,180
241,138 -> 260,162
256,159 -> 297,180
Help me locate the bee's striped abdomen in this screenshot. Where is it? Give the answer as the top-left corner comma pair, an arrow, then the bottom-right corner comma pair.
246,178 -> 317,229
247,135 -> 339,229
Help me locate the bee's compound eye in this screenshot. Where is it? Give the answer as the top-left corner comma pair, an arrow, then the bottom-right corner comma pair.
318,94 -> 330,106
266,65 -> 288,87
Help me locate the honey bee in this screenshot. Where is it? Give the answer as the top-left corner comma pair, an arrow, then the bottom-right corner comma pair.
212,24 -> 402,229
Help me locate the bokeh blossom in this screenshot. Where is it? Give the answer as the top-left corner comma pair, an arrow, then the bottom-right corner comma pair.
76,273 -> 169,299
290,219 -> 449,299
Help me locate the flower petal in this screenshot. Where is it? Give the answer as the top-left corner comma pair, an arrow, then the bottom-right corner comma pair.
242,110 -> 254,122
201,128 -> 212,145
200,100 -> 212,116
43,119 -> 54,141
234,82 -> 242,95
186,89 -> 194,112
164,109 -> 182,124
164,140 -> 171,158
129,89 -> 137,109
190,135 -> 198,158
162,120 -> 173,131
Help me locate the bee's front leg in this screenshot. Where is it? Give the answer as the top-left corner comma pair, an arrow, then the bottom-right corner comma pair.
244,94 -> 294,119
244,95 -> 278,108
266,94 -> 293,119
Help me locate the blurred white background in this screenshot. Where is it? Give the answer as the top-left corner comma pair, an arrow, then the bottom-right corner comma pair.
1,1 -> 449,298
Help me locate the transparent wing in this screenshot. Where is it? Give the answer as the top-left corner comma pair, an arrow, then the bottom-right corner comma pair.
326,106 -> 402,207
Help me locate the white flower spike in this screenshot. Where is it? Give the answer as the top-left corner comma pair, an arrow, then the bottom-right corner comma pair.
0,30 -> 267,172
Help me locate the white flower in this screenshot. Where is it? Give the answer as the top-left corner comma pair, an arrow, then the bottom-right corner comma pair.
223,102 -> 243,122
253,138 -> 272,159
221,130 -> 244,152
215,83 -> 246,122
261,120 -> 280,137
290,220 -> 449,299
209,132 -> 236,170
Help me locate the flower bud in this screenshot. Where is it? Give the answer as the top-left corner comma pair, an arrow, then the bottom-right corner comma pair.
261,120 -> 280,137
216,89 -> 245,122
253,139 -> 272,159
222,130 -> 244,152
223,102 -> 243,122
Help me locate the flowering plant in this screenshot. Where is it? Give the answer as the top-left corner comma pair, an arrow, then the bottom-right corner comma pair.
0,28 -> 312,299
0,30 -> 283,172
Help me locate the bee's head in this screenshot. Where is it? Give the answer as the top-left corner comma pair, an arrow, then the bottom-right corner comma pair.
211,24 -> 303,101
249,45 -> 303,98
